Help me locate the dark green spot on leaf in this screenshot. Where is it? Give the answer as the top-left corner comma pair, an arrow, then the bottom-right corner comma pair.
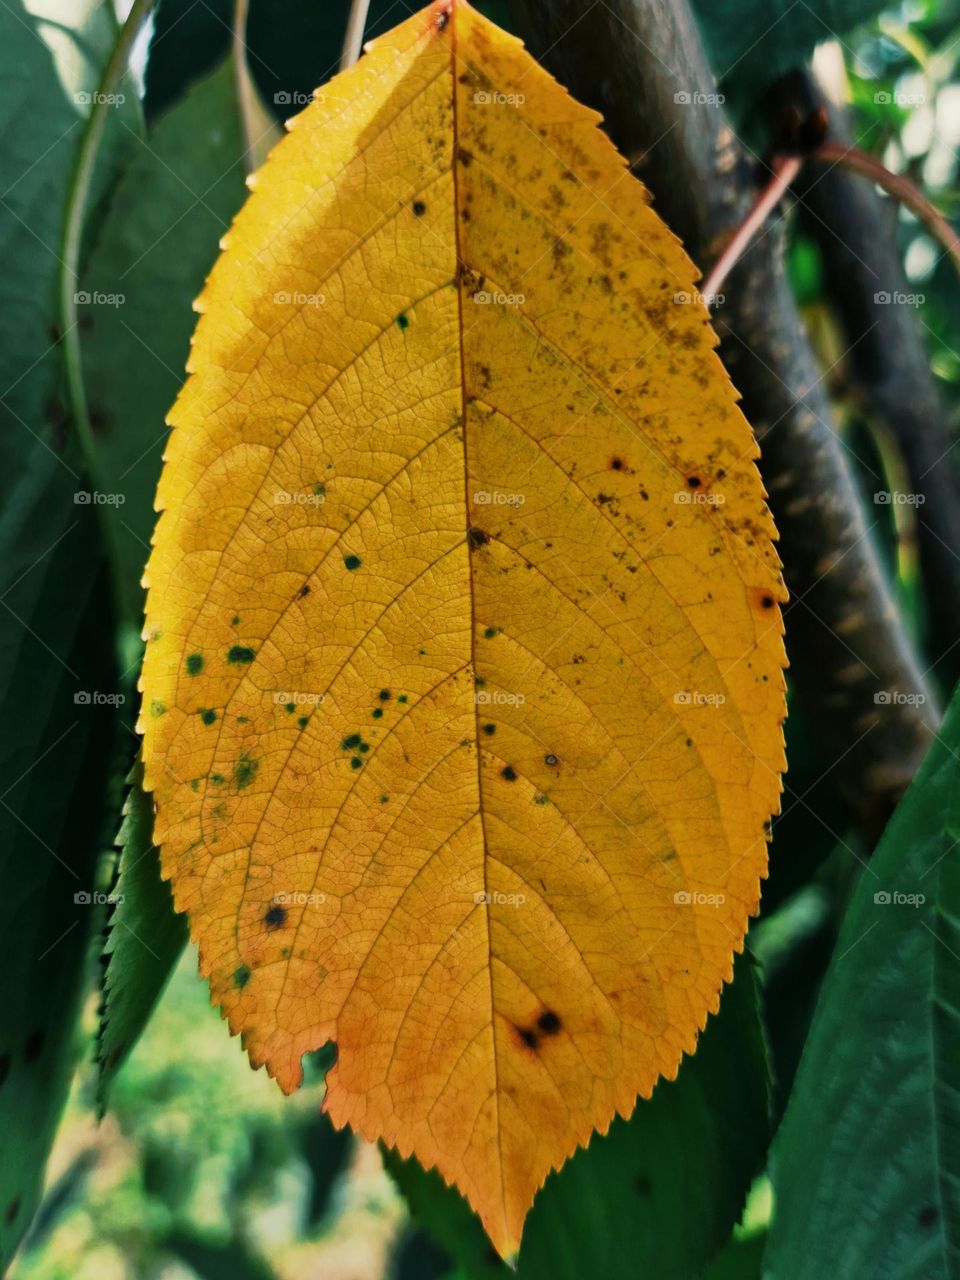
234,753 -> 259,789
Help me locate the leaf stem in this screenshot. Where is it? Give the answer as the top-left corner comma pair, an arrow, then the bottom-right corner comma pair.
340,0 -> 372,70
811,140 -> 960,276
704,140 -> 960,307
702,155 -> 802,304
58,0 -> 158,641
232,0 -> 259,173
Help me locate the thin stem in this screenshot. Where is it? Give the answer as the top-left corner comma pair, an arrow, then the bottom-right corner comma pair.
702,155 -> 802,304
58,0 -> 158,639
340,0 -> 372,70
811,140 -> 960,277
232,0 -> 259,174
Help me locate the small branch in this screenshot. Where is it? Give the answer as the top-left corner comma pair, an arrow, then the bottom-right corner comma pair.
703,156 -> 802,303
811,140 -> 960,278
59,0 -> 158,638
340,0 -> 372,71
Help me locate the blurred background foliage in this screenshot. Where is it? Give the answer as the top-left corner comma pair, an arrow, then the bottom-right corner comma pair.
3,0 -> 958,1277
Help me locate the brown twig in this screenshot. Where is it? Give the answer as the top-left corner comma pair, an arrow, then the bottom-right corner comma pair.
811,140 -> 960,278
703,155 -> 802,304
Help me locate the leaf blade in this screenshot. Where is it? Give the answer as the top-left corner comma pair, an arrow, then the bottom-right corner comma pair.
387,954 -> 769,1279
140,0 -> 786,1256
97,759 -> 188,1105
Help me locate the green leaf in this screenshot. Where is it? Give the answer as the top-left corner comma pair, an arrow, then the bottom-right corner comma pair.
79,57 -> 247,603
387,955 -> 769,1280
767,688 -> 960,1280
97,760 -> 187,1106
0,0 -> 122,1266
699,1232 -> 766,1279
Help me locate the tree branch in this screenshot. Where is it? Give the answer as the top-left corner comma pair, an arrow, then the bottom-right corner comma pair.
794,74 -> 960,691
508,0 -> 938,827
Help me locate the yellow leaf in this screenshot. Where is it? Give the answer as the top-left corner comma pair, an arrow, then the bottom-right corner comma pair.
139,0 -> 786,1259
